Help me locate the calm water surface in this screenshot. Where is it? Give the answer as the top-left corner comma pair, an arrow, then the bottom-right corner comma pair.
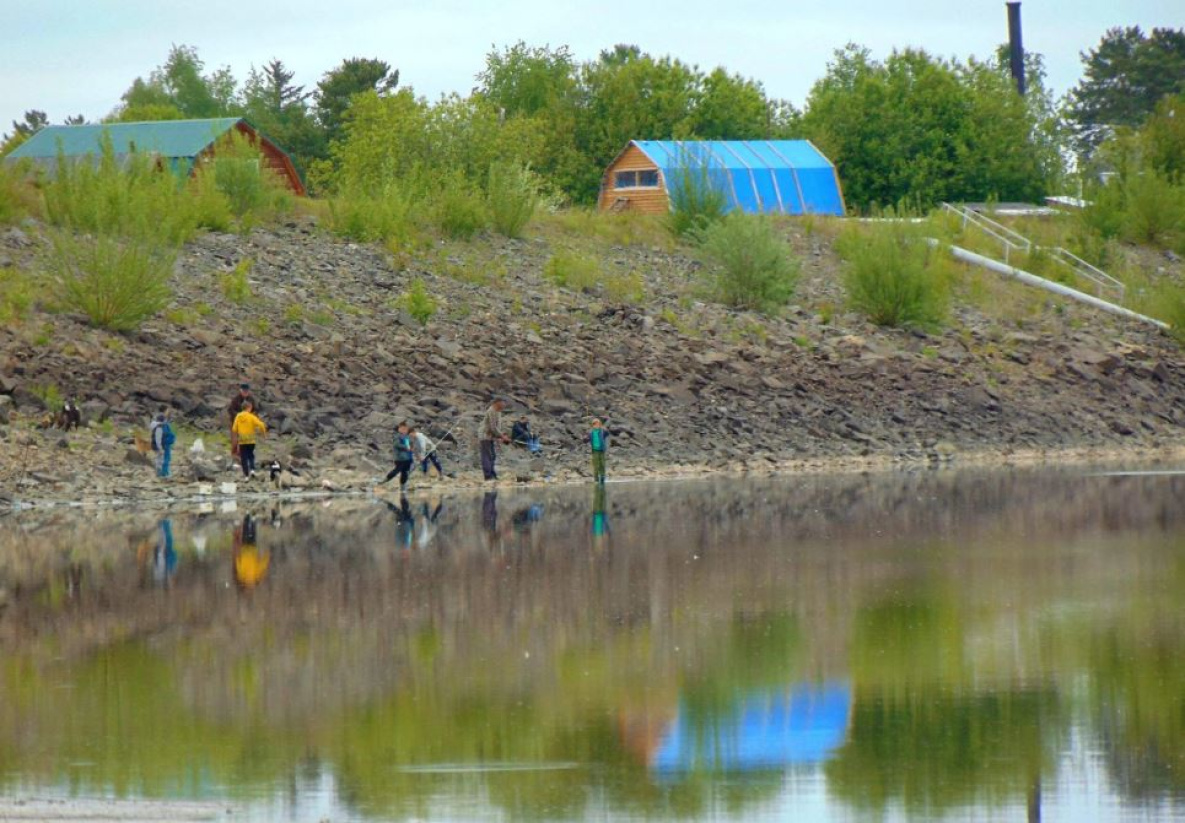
0,468 -> 1182,821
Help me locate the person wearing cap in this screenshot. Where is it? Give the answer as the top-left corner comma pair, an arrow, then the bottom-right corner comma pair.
227,383 -> 259,427
478,398 -> 510,481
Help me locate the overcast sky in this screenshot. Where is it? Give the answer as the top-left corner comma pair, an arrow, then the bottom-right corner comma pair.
2,0 -> 1182,133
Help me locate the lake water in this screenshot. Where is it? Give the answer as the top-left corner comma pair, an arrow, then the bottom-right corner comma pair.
0,468 -> 1182,822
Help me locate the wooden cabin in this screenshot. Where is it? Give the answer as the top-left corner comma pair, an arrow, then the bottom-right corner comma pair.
5,117 -> 306,196
598,139 -> 846,216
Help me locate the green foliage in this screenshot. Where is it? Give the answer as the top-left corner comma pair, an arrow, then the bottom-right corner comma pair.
1122,171 -> 1185,247
220,259 -> 254,304
543,250 -> 601,291
315,57 -> 399,142
396,277 -> 438,326
0,267 -> 41,325
801,45 -> 1061,210
433,178 -> 487,240
698,215 -> 800,313
283,303 -> 304,325
1142,94 -> 1185,182
43,134 -> 197,246
200,131 -> 284,221
118,45 -> 236,120
32,383 -> 64,413
0,161 -> 40,224
327,184 -> 421,245
838,222 -> 948,330
486,162 -> 539,238
666,151 -> 728,238
1066,26 -> 1185,153
603,271 -> 645,304
49,232 -> 174,332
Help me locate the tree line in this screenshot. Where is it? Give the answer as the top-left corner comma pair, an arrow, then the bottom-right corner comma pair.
3,27 -> 1183,211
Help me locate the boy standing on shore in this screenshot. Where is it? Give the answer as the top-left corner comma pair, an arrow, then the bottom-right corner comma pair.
150,406 -> 176,478
589,418 -> 608,483
231,399 -> 267,478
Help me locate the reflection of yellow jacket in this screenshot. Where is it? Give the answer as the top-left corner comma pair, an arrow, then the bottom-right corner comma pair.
231,411 -> 267,445
234,545 -> 269,588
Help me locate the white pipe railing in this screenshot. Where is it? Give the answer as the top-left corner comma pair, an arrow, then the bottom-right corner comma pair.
936,242 -> 1168,331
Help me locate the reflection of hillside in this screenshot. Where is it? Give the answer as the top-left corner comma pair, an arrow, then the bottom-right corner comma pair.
0,469 -> 1181,819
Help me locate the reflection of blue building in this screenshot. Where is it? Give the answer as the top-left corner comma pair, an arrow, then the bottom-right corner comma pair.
651,682 -> 851,773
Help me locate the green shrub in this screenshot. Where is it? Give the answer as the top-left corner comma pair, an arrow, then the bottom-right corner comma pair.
666,151 -> 727,238
1122,171 -> 1185,248
33,383 -> 64,413
49,232 -> 173,331
0,267 -> 41,324
604,271 -> 645,304
0,161 -> 40,225
434,181 -> 487,240
487,161 -> 538,238
42,134 -> 197,246
543,250 -> 601,291
328,184 -> 421,246
396,277 -> 438,326
195,130 -> 293,228
189,168 -> 234,232
698,215 -> 800,314
838,223 -> 948,330
220,258 -> 254,304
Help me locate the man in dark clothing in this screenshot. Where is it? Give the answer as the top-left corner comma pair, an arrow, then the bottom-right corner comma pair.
478,399 -> 510,481
511,416 -> 542,454
227,383 -> 259,427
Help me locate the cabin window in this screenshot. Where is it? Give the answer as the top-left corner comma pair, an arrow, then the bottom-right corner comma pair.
615,169 -> 660,189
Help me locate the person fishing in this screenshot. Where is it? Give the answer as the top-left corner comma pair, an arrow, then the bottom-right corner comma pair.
382,421 -> 415,490
478,398 -> 510,481
589,417 -> 608,483
410,425 -> 446,478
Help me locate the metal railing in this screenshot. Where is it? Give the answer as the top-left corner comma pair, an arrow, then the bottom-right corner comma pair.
941,203 -> 1125,301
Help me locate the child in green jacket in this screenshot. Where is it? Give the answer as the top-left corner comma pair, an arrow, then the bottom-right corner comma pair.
589,418 -> 608,483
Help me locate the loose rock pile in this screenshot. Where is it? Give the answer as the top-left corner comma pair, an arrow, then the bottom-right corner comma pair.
1,218 -> 1183,505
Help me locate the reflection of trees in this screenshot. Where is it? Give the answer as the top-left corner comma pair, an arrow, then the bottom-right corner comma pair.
828,590 -> 1063,815
827,689 -> 1056,814
0,469 -> 1183,817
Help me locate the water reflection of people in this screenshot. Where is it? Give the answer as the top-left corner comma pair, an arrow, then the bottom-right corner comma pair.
233,514 -> 269,589
385,495 -> 415,552
591,484 -> 610,551
153,518 -> 176,587
417,498 -> 443,550
482,491 -> 499,550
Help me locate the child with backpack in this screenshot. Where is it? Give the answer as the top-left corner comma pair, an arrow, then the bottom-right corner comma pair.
149,406 -> 177,478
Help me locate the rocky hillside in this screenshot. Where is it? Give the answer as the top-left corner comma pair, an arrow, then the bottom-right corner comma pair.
1,214 -> 1183,501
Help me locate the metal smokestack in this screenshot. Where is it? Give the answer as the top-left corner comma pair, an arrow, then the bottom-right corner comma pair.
1006,1 -> 1026,96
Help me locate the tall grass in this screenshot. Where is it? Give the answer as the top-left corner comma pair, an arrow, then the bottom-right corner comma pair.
543,250 -> 601,291
43,136 -> 198,246
487,161 -> 538,238
0,161 -> 41,225
838,223 -> 948,330
698,215 -> 800,314
434,176 -> 487,240
666,150 -> 728,238
327,184 -> 422,245
49,232 -> 174,331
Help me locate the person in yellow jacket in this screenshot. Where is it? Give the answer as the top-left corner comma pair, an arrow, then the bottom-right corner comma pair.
231,399 -> 267,478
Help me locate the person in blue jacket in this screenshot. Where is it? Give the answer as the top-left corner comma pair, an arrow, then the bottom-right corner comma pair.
149,406 -> 176,478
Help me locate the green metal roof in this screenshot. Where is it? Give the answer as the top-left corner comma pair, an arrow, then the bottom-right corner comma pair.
6,118 -> 243,160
